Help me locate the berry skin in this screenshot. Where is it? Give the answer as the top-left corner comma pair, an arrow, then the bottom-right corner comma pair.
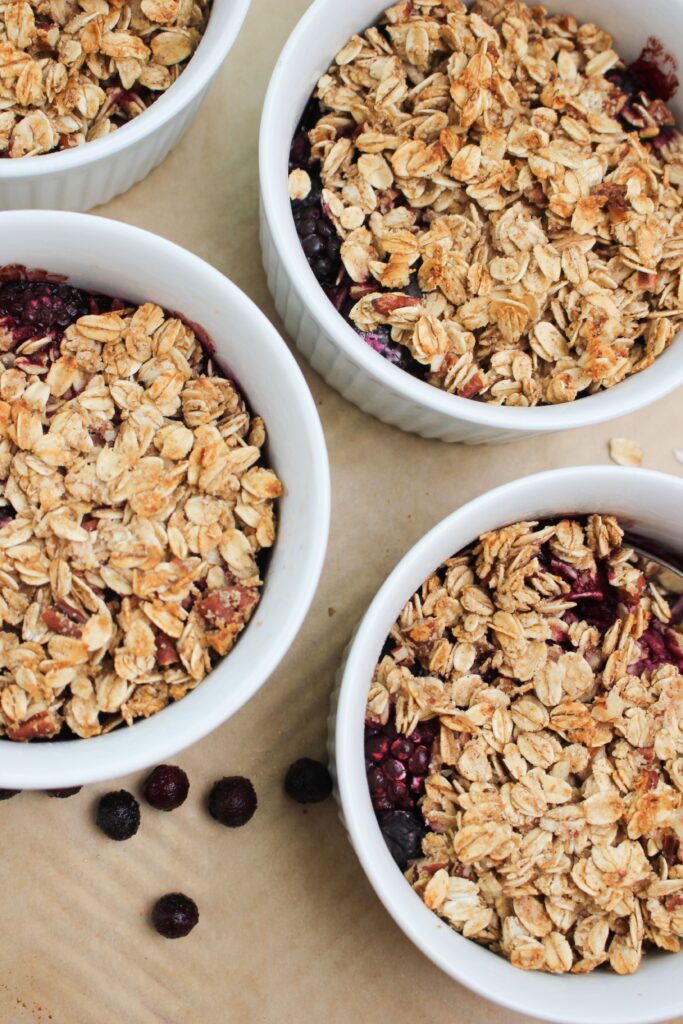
46,787 -> 82,798
380,810 -> 425,870
152,893 -> 199,939
284,758 -> 333,804
144,765 -> 189,812
0,789 -> 19,800
208,776 -> 257,827
96,790 -> 141,841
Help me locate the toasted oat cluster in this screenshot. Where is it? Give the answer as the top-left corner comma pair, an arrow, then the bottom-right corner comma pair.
366,516 -> 683,974
292,0 -> 683,404
0,0 -> 211,157
0,280 -> 281,740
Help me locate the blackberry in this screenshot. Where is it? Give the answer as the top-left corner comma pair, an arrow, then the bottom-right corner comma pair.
380,810 -> 426,870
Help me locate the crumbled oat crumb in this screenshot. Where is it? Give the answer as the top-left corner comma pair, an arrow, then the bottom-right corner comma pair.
288,168 -> 312,201
368,515 -> 683,974
609,437 -> 644,467
300,0 -> 683,404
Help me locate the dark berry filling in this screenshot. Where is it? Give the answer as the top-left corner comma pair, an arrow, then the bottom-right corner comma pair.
208,776 -> 257,827
380,810 -> 426,870
96,789 -> 141,841
0,788 -> 19,800
283,757 -> 333,804
365,714 -> 438,869
0,277 -> 122,376
46,787 -> 82,798
144,765 -> 190,812
152,892 -> 199,939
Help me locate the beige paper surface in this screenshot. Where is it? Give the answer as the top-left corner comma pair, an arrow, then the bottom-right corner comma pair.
2,1 -> 683,1021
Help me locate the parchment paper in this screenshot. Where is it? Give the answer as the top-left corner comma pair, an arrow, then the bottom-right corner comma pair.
2,1 -> 682,1021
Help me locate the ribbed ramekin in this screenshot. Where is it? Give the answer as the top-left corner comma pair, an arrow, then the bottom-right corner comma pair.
260,0 -> 683,444
0,211 -> 330,789
330,466 -> 683,1023
0,0 -> 250,211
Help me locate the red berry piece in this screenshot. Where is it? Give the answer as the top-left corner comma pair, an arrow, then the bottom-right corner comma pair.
96,790 -> 140,840
367,766 -> 386,795
208,776 -> 257,827
284,758 -> 333,804
383,757 -> 407,782
390,738 -> 413,762
364,714 -> 437,817
152,893 -> 199,939
364,735 -> 389,762
408,747 -> 430,775
144,765 -> 189,811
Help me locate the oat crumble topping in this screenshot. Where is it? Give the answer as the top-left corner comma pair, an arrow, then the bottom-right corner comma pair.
0,278 -> 282,740
366,515 -> 683,974
291,0 -> 683,404
0,0 -> 211,157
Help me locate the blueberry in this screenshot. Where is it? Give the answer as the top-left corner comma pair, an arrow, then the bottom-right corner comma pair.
311,257 -> 334,281
326,238 -> 341,260
152,893 -> 199,938
296,218 -> 317,238
144,765 -> 189,812
284,758 -> 333,804
96,790 -> 141,841
208,776 -> 257,827
302,235 -> 326,258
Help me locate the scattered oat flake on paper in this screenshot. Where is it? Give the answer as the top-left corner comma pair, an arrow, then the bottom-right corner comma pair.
609,437 -> 644,467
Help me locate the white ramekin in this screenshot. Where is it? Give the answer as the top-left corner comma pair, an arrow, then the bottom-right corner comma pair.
260,0 -> 683,444
0,210 -> 330,789
0,0 -> 250,211
331,466 -> 683,1024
